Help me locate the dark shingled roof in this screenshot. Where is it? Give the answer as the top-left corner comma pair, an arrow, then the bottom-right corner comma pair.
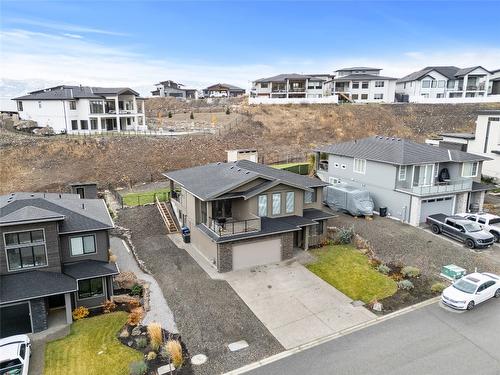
334,73 -> 397,81
164,160 -> 327,200
13,85 -> 140,100
454,66 -> 491,76
336,67 -> 381,71
204,83 -> 245,91
0,206 -> 65,226
63,260 -> 119,280
440,133 -> 476,140
315,136 -> 491,165
397,66 -> 460,83
303,208 -> 336,221
0,271 -> 77,304
254,73 -> 327,83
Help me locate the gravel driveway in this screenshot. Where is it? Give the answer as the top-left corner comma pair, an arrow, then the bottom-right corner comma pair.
115,206 -> 283,375
330,213 -> 500,276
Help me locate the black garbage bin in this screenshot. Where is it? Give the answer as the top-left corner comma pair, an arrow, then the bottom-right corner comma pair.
181,226 -> 191,243
379,207 -> 387,217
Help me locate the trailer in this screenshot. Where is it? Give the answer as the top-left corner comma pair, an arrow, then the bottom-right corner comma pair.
323,184 -> 374,216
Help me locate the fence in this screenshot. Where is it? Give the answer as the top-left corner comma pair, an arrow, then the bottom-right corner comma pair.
108,186 -> 170,208
108,186 -> 124,209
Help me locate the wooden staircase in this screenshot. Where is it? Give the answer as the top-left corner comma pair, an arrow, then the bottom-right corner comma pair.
156,198 -> 179,233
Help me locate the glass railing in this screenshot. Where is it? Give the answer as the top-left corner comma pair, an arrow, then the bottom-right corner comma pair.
207,216 -> 261,236
397,179 -> 473,196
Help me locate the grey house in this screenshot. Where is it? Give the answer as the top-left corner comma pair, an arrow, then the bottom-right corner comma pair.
0,192 -> 117,338
164,160 -> 333,272
314,136 -> 492,226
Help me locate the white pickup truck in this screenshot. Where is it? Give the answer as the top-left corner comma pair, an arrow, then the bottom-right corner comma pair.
456,213 -> 500,243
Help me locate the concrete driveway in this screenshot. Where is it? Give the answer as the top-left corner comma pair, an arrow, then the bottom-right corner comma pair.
224,261 -> 376,349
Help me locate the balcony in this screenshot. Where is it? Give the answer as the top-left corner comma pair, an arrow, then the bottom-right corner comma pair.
207,216 -> 261,237
396,179 -> 473,196
289,87 -> 306,92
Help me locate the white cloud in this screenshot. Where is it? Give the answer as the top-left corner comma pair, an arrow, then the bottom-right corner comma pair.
8,18 -> 128,36
62,33 -> 84,39
1,27 -> 499,98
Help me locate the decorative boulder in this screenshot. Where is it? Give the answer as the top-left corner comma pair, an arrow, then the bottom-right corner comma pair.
114,271 -> 138,289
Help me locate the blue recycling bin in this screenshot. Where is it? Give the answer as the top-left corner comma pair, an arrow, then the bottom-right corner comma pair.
181,227 -> 191,243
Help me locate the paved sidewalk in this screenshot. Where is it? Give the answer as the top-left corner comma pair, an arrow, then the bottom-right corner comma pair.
110,236 -> 178,333
224,261 -> 376,349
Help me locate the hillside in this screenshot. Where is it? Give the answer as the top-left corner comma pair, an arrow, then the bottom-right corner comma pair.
1,102 -> 499,194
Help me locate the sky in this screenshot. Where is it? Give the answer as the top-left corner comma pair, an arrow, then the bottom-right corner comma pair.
1,0 -> 500,97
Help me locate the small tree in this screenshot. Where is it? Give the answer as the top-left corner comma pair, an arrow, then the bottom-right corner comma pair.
190,111 -> 194,120
168,111 -> 172,118
225,107 -> 230,115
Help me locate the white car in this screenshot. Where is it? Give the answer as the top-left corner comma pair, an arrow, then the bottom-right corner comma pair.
456,212 -> 500,242
0,335 -> 31,375
441,272 -> 500,310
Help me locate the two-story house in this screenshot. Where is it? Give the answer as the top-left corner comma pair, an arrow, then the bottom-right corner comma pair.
163,160 -> 332,272
0,192 -> 117,338
151,80 -> 197,99
314,136 -> 492,226
202,83 -> 245,98
13,85 -> 146,134
324,67 -> 397,103
251,73 -> 334,98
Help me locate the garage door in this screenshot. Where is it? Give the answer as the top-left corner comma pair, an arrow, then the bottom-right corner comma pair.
232,238 -> 282,271
0,302 -> 32,338
419,196 -> 454,223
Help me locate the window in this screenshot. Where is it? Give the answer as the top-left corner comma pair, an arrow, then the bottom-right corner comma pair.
375,81 -> 385,87
351,94 -> 359,100
69,101 -> 77,110
352,82 -> 360,89
71,120 -> 78,130
4,230 -> 47,271
90,118 -> 98,130
261,83 -> 268,88
447,80 -> 455,89
104,100 -> 116,113
258,195 -> 267,217
329,177 -> 341,184
89,100 -> 104,114
80,120 -> 88,130
70,235 -> 96,256
431,80 -> 437,88
436,93 -> 444,98
361,82 -> 369,89
353,158 -> 366,174
138,117 -> 144,125
421,93 -> 429,98
361,94 -> 368,100
38,101 -> 42,108
200,201 -> 207,224
374,94 -> 384,100
78,277 -> 104,299
438,80 -> 446,88
478,218 -> 486,225
17,101 -> 23,111
462,162 -> 478,177
399,165 -> 407,181
304,190 -> 316,204
422,80 -> 431,88
272,193 -> 281,215
285,192 -> 295,213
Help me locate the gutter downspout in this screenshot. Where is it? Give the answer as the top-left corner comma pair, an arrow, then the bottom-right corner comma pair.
62,100 -> 68,133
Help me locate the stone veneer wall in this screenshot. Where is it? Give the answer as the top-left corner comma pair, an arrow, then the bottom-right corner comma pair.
281,232 -> 294,260
30,297 -> 48,333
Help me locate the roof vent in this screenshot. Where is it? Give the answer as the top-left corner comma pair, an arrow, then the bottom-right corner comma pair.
245,171 -> 250,174
230,166 -> 234,169
216,162 -> 221,165
59,194 -> 62,198
30,194 -> 35,197
237,168 -> 241,172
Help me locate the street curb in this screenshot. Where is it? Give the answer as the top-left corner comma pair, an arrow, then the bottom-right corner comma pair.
223,296 -> 441,374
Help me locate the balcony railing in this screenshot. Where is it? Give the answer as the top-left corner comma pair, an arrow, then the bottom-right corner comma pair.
207,216 -> 261,237
396,179 -> 473,196
289,87 -> 306,92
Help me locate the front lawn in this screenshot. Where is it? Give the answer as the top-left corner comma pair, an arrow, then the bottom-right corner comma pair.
122,188 -> 170,206
307,245 -> 397,303
45,312 -> 142,375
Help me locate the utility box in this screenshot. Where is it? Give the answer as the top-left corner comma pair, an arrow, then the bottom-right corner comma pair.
441,264 -> 466,280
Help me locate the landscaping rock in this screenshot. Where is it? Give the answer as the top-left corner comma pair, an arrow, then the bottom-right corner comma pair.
191,354 -> 208,365
127,340 -> 134,347
131,326 -> 142,336
119,329 -> 130,338
158,364 -> 175,374
113,294 -> 140,305
114,271 -> 139,289
228,340 -> 249,352
372,302 -> 383,312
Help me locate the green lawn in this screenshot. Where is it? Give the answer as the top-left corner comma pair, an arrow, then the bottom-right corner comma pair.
122,188 -> 170,206
307,245 -> 397,303
45,312 -> 142,375
271,162 -> 311,175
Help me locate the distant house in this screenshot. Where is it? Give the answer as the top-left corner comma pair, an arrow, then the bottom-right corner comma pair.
314,136 -> 492,226
395,66 -> 495,102
151,80 -> 197,99
0,191 -> 117,337
324,67 -> 397,103
13,85 -> 146,133
202,83 -> 245,98
491,69 -> 500,95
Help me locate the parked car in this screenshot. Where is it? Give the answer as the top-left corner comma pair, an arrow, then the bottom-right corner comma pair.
426,214 -> 495,249
455,212 -> 500,242
441,272 -> 500,310
0,334 -> 31,375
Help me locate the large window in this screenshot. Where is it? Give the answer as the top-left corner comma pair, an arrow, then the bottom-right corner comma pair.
399,165 -> 407,181
272,193 -> 281,215
352,82 -> 360,89
374,94 -> 384,100
422,80 -> 431,88
17,101 -> 23,111
90,118 -> 98,130
70,235 -> 96,256
258,195 -> 268,217
71,120 -> 78,130
89,100 -> 104,114
361,82 -> 369,89
361,94 -> 368,100
353,158 -> 366,174
261,83 -> 268,89
4,230 -> 47,271
78,277 -> 104,299
80,120 -> 88,130
375,81 -> 385,87
285,192 -> 295,213
304,190 -> 316,204
69,101 -> 77,110
462,162 -> 478,177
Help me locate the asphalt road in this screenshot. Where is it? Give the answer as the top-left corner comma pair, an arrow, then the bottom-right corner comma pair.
247,300 -> 500,375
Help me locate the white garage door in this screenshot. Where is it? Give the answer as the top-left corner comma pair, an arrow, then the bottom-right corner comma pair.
232,238 -> 282,271
419,196 -> 454,223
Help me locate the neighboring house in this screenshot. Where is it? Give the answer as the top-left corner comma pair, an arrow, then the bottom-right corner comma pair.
250,73 -> 335,100
163,160 -> 332,272
395,66 -> 495,102
13,85 -> 146,134
202,83 -> 245,98
324,67 -> 397,103
428,111 -> 500,181
151,80 -> 197,99
314,136 -> 492,226
0,192 -> 117,338
491,69 -> 500,95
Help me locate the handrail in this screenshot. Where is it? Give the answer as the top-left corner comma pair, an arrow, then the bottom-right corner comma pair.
207,216 -> 261,236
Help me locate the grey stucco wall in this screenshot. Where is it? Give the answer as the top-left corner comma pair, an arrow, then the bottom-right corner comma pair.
30,298 -> 48,333
59,230 -> 109,264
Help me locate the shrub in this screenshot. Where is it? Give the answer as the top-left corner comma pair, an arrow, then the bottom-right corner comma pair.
401,266 -> 421,278
333,226 -> 354,245
390,273 -> 404,282
398,279 -> 415,291
136,337 -> 147,349
369,258 -> 382,267
102,300 -> 116,314
72,306 -> 89,321
109,254 -> 118,263
225,107 -> 230,115
168,111 -> 172,118
147,322 -> 163,351
129,360 -> 148,375
431,282 -> 447,294
163,340 -> 184,368
130,283 -> 143,296
377,264 -> 390,275
190,111 -> 194,120
127,307 -> 144,326
146,351 -> 157,361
